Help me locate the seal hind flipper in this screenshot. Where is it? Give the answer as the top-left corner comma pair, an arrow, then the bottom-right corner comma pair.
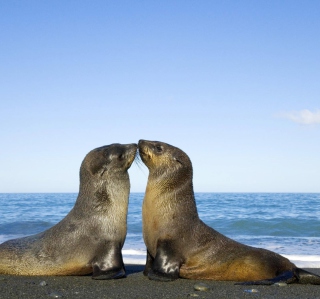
91,242 -> 126,280
235,268 -> 320,285
147,239 -> 181,282
296,268 -> 320,285
235,270 -> 297,285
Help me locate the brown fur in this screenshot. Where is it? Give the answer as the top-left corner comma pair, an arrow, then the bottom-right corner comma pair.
139,140 -> 296,281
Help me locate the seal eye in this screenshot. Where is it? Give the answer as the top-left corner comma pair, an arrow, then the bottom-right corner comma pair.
118,154 -> 124,161
155,145 -> 163,153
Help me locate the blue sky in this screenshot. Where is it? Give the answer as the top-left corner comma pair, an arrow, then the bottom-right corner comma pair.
1,1 -> 319,193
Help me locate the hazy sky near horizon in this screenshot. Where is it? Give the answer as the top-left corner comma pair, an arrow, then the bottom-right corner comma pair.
1,1 -> 319,193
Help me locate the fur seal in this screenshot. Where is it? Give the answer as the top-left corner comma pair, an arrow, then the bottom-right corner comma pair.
0,143 -> 137,279
138,139 -> 320,285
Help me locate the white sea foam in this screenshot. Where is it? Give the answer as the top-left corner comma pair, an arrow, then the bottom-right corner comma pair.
282,255 -> 320,268
122,249 -> 146,265
123,257 -> 146,265
122,249 -> 146,255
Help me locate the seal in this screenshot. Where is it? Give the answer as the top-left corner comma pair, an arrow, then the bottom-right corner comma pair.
138,139 -> 320,285
0,143 -> 137,279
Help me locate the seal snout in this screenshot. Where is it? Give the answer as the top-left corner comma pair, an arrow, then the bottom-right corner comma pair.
138,140 -> 147,154
126,143 -> 138,154
128,143 -> 138,148
124,143 -> 138,167
138,140 -> 152,165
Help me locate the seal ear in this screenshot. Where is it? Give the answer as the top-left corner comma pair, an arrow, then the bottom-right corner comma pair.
173,157 -> 183,165
173,150 -> 185,165
88,155 -> 108,175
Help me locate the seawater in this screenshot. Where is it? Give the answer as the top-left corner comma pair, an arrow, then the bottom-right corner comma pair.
0,193 -> 319,268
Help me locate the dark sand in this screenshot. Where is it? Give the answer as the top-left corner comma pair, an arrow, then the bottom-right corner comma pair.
1,266 -> 320,299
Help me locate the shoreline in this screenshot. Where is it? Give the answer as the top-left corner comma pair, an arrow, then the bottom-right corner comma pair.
1,266 -> 319,299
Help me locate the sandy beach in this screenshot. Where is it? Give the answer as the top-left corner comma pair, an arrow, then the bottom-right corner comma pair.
1,266 -> 320,299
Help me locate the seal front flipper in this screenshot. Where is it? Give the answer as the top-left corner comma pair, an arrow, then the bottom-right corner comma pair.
92,265 -> 125,280
91,242 -> 126,280
143,250 -> 154,276
148,239 -> 181,282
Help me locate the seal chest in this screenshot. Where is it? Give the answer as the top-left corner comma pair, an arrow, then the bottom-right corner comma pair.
0,143 -> 137,279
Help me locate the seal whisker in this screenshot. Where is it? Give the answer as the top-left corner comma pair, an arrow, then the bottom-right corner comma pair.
134,150 -> 147,173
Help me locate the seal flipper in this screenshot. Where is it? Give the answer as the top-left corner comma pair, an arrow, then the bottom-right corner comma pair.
235,270 -> 297,285
148,239 -> 181,282
92,265 -> 125,280
296,268 -> 320,285
91,242 -> 126,280
235,268 -> 320,285
143,250 -> 154,276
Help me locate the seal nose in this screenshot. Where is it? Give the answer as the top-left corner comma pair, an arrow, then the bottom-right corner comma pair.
138,140 -> 147,149
127,143 -> 138,149
125,144 -> 138,157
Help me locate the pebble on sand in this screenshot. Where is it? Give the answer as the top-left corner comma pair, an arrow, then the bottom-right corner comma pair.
49,291 -> 63,298
39,281 -> 47,286
193,282 -> 211,291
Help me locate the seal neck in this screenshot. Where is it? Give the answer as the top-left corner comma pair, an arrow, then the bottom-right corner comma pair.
74,173 -> 130,216
145,178 -> 199,217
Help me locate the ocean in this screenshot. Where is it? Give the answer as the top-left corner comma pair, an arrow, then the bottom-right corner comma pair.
0,193 -> 319,268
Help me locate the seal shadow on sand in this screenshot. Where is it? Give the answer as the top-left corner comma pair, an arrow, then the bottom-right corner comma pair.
125,265 -> 145,275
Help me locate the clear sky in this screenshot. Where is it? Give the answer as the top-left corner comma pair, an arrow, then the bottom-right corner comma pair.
1,1 -> 319,193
